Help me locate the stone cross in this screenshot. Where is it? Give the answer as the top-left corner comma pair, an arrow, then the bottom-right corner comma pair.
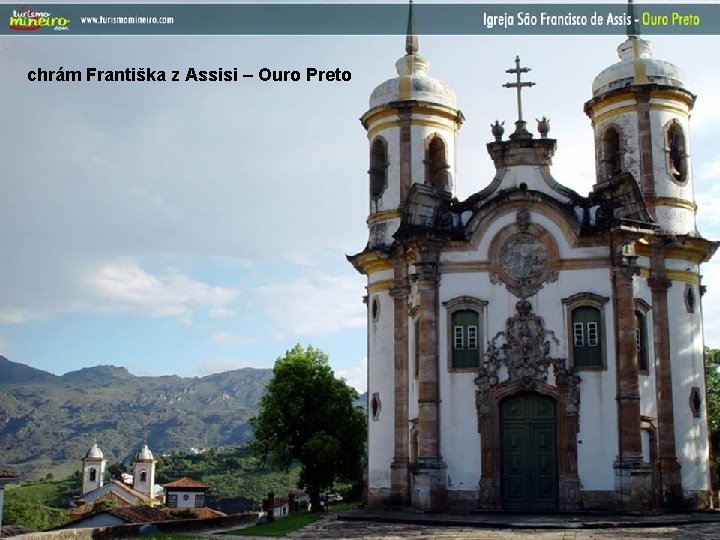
503,56 -> 535,138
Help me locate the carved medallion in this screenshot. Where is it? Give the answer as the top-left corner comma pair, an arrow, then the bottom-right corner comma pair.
488,210 -> 560,299
499,232 -> 549,283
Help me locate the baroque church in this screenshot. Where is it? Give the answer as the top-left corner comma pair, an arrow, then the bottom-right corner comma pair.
349,16 -> 717,511
79,442 -> 158,503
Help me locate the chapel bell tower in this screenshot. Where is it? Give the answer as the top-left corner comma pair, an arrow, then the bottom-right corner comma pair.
584,12 -> 697,236
81,442 -> 106,495
360,1 -> 464,250
132,443 -> 156,498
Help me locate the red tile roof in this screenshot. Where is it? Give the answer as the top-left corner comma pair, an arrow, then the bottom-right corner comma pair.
163,507 -> 227,519
106,505 -> 176,523
162,477 -> 210,489
69,492 -> 129,517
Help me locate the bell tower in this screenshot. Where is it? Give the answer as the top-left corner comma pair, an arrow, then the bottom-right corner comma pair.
81,442 -> 106,495
360,1 -> 463,250
132,443 -> 156,498
350,1 -> 463,509
584,8 -> 697,235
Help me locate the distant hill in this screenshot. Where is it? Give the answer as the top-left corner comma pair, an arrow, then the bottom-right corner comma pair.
0,357 -> 274,478
0,356 -> 58,385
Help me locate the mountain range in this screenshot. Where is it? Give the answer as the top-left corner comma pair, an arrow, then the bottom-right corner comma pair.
0,356 -> 274,478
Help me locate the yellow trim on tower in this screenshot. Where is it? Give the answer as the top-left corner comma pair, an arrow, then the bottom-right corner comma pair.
586,89 -> 694,120
654,197 -> 697,213
649,89 -> 695,108
362,104 -> 461,131
634,241 -> 709,265
367,278 -> 395,294
592,105 -> 640,125
368,119 -> 458,139
587,93 -> 636,115
367,209 -> 402,225
632,38 -> 650,84
353,252 -> 393,275
667,270 -> 700,284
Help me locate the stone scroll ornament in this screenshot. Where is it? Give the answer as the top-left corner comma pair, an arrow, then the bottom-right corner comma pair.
476,300 -> 580,421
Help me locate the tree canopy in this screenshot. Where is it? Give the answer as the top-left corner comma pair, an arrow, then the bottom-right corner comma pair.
251,345 -> 366,510
706,349 -> 720,463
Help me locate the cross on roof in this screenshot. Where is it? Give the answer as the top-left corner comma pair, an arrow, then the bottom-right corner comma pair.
627,0 -> 639,37
405,0 -> 418,55
503,56 -> 535,126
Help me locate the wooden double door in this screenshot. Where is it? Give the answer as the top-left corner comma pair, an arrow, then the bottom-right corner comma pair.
500,392 -> 558,510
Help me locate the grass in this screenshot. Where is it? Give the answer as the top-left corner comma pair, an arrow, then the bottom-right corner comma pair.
227,512 -> 322,537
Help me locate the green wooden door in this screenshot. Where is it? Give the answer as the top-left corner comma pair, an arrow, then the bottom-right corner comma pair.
500,393 -> 558,510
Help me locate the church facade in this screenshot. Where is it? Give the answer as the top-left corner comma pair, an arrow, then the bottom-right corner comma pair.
349,30 -> 717,511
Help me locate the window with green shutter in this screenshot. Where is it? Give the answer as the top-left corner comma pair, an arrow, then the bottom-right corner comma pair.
571,306 -> 602,367
451,309 -> 480,368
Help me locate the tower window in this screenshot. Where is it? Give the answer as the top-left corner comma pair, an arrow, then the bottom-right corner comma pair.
601,127 -> 622,180
666,121 -> 687,183
371,297 -> 380,322
690,386 -> 702,418
685,285 -> 696,313
371,392 -> 381,421
369,138 -> 388,199
89,468 -> 97,482
140,470 -> 147,483
425,135 -> 449,190
635,310 -> 648,373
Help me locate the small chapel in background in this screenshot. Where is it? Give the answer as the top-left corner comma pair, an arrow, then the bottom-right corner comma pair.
77,441 -> 160,507
349,3 -> 717,511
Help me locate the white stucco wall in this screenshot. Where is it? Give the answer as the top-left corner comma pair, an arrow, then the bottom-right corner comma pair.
667,276 -> 710,491
166,490 -> 205,508
367,289 -> 395,491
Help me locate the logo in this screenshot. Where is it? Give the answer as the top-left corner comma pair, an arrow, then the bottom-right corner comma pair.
9,5 -> 69,31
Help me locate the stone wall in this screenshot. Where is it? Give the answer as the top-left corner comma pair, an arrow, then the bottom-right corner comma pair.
5,513 -> 259,539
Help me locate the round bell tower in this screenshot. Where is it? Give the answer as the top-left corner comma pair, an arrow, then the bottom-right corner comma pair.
81,442 -> 106,495
584,31 -> 697,235
360,8 -> 463,250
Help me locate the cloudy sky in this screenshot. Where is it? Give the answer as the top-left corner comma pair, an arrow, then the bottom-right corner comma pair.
1,3 -> 719,392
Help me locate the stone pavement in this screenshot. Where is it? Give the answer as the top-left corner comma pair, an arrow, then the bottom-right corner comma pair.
201,509 -> 720,540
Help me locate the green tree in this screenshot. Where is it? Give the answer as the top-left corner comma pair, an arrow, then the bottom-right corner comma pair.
251,345 -> 366,511
706,349 -> 720,463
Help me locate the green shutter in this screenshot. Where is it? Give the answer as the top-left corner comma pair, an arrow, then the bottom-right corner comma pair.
572,306 -> 602,366
451,310 -> 480,368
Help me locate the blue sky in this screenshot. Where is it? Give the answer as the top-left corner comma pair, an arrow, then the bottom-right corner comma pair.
1,8 -> 719,392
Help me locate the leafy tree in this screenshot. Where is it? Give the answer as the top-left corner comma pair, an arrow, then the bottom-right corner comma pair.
106,461 -> 128,480
251,345 -> 366,511
705,349 -> 720,465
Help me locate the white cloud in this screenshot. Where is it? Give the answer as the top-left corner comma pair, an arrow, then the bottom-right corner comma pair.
211,332 -> 259,346
0,257 -> 239,324
86,259 -> 239,318
337,357 -> 367,394
253,273 -> 365,339
0,335 -> 9,356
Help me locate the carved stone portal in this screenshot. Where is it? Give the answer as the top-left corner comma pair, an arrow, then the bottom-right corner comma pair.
475,300 -> 581,510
